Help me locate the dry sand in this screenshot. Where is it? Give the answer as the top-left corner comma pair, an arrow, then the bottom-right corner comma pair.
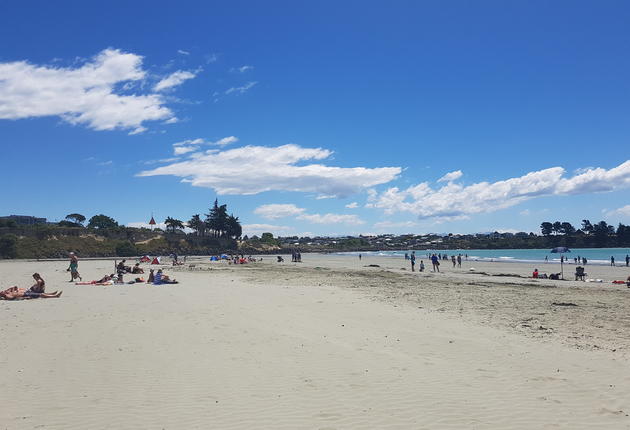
1,254 -> 629,429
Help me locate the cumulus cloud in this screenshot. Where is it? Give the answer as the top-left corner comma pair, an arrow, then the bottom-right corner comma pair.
605,204 -> 630,218
368,161 -> 630,219
0,48 -> 178,133
154,70 -> 197,91
139,143 -> 401,197
345,202 -> 359,209
225,81 -> 257,95
255,203 -> 364,225
438,170 -> 463,182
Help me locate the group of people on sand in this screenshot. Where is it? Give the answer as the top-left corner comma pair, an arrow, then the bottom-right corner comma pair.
0,273 -> 62,300
406,252 -> 465,273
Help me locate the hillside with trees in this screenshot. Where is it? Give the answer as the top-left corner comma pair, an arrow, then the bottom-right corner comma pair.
0,199 -> 243,259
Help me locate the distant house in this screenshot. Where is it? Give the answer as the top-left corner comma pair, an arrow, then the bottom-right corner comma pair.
0,215 -> 47,225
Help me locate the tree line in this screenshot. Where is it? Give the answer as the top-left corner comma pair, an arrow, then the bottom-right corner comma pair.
42,199 -> 243,239
540,219 -> 630,247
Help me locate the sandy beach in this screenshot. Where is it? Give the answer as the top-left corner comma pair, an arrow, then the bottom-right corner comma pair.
2,254 -> 630,429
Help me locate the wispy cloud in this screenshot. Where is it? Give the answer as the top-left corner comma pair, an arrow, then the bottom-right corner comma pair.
139,144 -> 401,197
230,65 -> 253,73
204,53 -> 218,64
437,170 -> 463,183
177,49 -> 190,56
171,136 -> 238,155
345,202 -> 359,209
225,81 -> 257,95
0,48 -> 177,134
154,69 -> 198,92
368,161 -> 630,219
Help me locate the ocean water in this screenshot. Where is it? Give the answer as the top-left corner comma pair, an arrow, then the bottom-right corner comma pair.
338,248 -> 630,266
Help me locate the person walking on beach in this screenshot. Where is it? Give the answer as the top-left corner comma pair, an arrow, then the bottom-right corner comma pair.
545,256 -> 548,263
626,254 -> 629,267
457,254 -> 462,268
359,253 -> 362,261
410,252 -> 416,272
68,252 -> 81,282
611,256 -> 615,267
431,254 -> 440,272
451,255 -> 456,267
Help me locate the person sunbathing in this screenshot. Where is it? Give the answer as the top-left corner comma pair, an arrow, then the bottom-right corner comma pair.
99,274 -> 115,283
1,287 -> 62,299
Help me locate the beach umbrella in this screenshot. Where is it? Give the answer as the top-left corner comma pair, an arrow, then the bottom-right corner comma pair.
550,247 -> 571,279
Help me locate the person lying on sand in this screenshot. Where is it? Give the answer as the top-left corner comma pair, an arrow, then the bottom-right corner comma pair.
153,269 -> 178,285
1,285 -> 62,300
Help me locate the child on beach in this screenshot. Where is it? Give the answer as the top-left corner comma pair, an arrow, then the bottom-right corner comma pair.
68,252 -> 81,282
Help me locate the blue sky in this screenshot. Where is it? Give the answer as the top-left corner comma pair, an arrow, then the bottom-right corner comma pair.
1,1 -> 629,237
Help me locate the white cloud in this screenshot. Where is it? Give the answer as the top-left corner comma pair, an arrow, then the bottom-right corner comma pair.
345,202 -> 359,209
172,136 -> 238,155
214,136 -> 238,146
368,161 -> 630,219
231,65 -> 254,73
173,146 -> 198,155
254,203 -> 364,225
139,143 -> 401,197
154,70 -> 197,91
177,50 -> 190,55
437,170 -> 463,183
254,204 -> 305,219
605,204 -> 630,218
142,157 -> 180,165
225,81 -> 257,95
205,53 -> 218,64
0,48 -> 177,133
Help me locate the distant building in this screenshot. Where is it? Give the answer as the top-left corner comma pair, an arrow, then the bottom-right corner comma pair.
0,215 -> 47,225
